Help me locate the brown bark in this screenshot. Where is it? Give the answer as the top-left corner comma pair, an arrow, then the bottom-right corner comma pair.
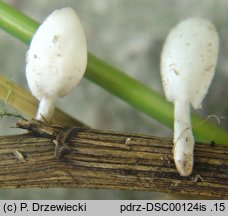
0,119 -> 227,199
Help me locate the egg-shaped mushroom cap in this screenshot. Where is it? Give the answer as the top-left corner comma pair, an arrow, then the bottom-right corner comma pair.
26,7 -> 87,101
161,17 -> 219,109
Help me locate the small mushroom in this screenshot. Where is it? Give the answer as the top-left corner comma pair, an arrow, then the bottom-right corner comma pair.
160,17 -> 219,176
26,7 -> 87,121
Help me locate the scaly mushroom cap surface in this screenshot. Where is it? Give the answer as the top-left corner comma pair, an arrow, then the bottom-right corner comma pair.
161,17 -> 219,109
26,7 -> 87,101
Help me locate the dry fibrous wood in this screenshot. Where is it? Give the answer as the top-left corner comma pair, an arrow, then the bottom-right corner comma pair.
0,119 -> 227,198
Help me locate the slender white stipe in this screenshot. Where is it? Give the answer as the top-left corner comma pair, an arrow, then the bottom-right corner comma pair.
160,17 -> 219,176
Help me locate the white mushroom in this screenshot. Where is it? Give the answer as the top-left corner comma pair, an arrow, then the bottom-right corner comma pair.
160,17 -> 219,176
26,7 -> 87,121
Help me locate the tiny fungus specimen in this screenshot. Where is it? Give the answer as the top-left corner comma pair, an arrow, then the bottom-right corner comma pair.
26,7 -> 87,121
160,17 -> 219,176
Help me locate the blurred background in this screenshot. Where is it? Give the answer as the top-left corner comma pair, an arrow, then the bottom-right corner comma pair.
0,0 -> 227,199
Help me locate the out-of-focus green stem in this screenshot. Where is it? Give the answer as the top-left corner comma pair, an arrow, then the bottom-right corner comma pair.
0,1 -> 227,144
0,1 -> 38,43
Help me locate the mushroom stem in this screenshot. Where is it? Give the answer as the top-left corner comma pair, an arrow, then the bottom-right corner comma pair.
173,99 -> 194,176
36,96 -> 56,122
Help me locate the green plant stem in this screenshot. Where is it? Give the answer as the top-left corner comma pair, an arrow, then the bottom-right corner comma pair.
86,54 -> 228,144
0,1 -> 227,144
0,1 -> 38,43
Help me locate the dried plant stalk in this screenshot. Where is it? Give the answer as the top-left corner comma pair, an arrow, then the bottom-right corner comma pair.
0,119 -> 227,199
